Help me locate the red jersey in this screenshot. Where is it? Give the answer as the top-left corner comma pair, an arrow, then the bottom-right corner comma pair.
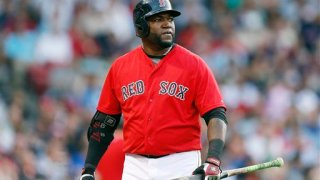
97,44 -> 225,156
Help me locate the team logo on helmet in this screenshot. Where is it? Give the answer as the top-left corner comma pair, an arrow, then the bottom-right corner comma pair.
159,0 -> 166,7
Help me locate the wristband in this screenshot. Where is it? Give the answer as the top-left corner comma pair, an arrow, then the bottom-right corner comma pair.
207,139 -> 224,160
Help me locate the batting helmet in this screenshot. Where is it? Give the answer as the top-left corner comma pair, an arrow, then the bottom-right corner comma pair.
133,0 -> 181,38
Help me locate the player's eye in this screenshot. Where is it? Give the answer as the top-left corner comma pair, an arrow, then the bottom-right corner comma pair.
150,16 -> 173,23
168,17 -> 174,22
152,18 -> 162,22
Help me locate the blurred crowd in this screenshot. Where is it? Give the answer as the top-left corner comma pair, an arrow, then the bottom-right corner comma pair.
0,0 -> 319,179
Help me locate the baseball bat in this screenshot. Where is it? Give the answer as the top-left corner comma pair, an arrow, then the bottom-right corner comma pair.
217,157 -> 285,179
172,157 -> 284,180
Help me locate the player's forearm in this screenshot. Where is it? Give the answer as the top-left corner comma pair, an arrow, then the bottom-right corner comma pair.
207,118 -> 227,143
83,111 -> 121,171
84,135 -> 113,169
206,118 -> 227,160
192,117 -> 227,177
81,137 -> 111,180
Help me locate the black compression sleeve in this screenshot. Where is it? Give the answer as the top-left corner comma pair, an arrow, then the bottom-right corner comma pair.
84,111 -> 121,169
84,133 -> 113,169
202,107 -> 227,125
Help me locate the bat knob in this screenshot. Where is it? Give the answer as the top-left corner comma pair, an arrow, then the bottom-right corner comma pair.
276,157 -> 285,167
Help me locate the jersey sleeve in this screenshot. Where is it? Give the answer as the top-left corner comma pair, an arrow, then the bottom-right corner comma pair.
96,65 -> 122,114
194,58 -> 226,116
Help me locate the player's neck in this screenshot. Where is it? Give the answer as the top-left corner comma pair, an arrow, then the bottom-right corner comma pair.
142,44 -> 173,56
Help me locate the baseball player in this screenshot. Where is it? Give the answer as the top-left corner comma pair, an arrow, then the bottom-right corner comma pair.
80,0 -> 228,180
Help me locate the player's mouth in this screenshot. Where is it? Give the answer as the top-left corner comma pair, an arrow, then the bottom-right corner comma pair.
162,31 -> 173,35
161,31 -> 173,39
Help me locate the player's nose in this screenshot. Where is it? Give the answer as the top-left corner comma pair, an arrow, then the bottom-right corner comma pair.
162,19 -> 173,28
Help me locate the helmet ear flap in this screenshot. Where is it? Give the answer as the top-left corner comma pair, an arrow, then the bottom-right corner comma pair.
137,19 -> 149,38
135,18 -> 149,37
133,3 -> 151,38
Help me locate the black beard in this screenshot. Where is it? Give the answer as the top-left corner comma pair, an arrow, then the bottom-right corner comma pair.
158,39 -> 173,48
149,32 -> 174,48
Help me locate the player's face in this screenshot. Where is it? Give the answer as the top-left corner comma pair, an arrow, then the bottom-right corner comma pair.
147,13 -> 175,48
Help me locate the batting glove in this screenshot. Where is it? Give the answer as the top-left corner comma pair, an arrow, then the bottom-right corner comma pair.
192,157 -> 221,180
80,168 -> 95,180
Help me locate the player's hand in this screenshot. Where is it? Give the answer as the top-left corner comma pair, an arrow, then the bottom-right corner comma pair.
192,157 -> 221,180
80,168 -> 95,180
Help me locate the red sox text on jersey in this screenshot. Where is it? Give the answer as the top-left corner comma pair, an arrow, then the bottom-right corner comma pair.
121,80 -> 189,101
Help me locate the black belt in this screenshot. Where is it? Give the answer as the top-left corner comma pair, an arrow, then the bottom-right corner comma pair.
138,154 -> 170,159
